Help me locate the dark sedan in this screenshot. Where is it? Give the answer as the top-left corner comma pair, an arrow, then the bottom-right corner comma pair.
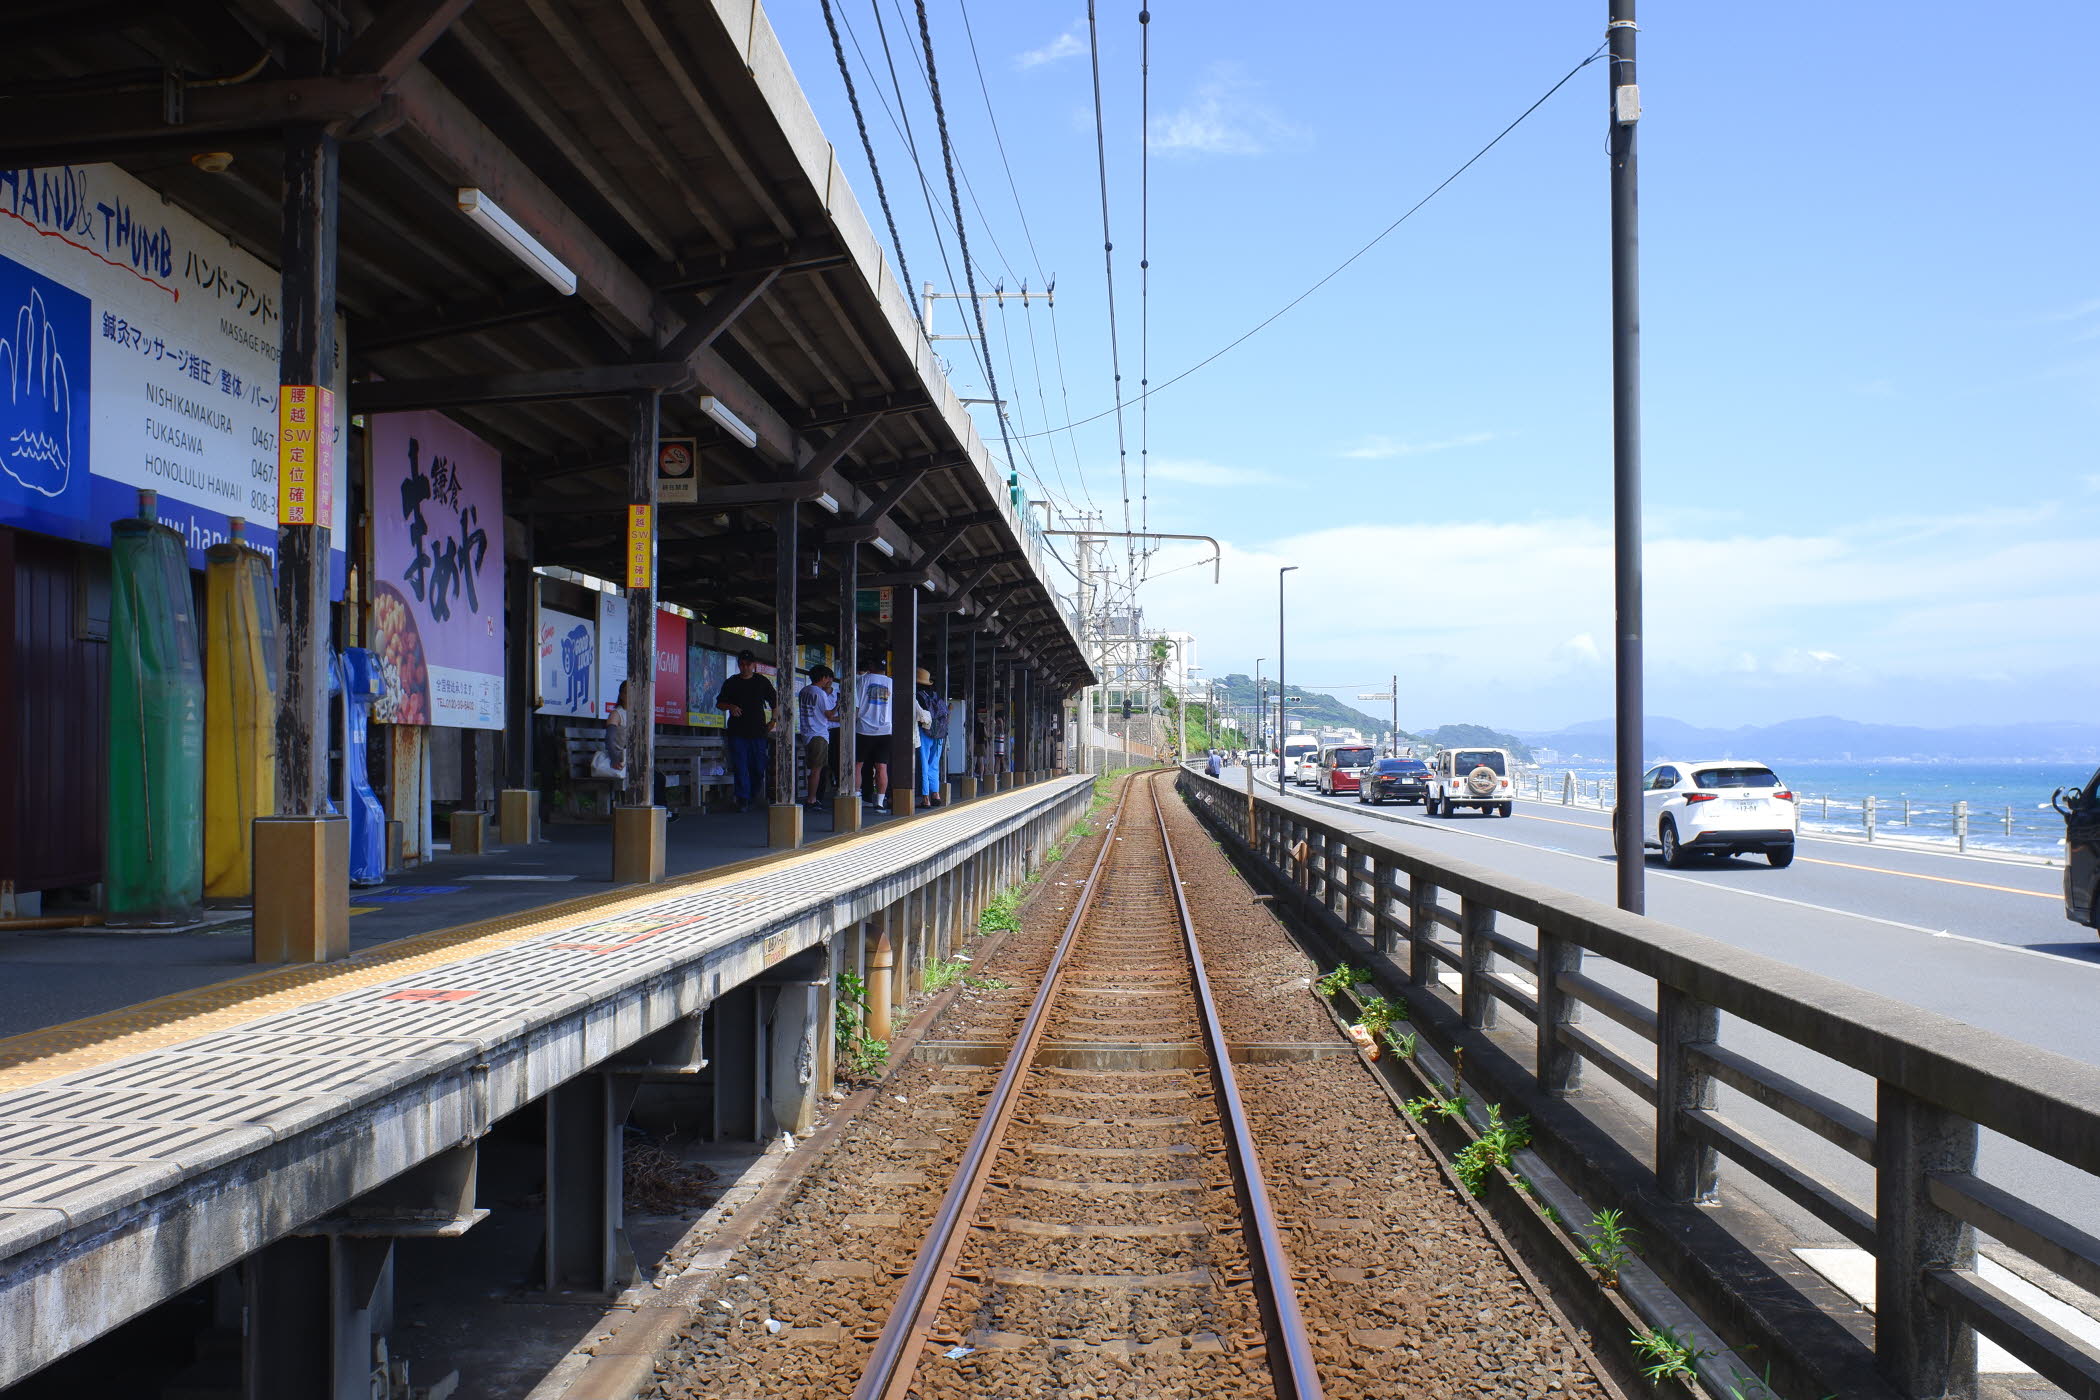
1359,757 -> 1432,805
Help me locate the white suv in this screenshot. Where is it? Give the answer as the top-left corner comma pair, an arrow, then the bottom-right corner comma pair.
1428,748 -> 1514,817
1629,760 -> 1798,867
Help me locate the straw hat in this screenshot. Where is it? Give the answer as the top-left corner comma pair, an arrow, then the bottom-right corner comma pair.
915,667 -> 932,684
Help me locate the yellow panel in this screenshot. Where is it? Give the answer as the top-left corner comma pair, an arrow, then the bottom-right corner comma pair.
203,545 -> 279,900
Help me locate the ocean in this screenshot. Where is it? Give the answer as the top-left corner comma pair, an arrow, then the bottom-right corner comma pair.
1529,760 -> 2092,860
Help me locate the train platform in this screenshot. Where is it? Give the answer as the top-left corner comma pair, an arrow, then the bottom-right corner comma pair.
0,774 -> 1092,1394
0,798 -> 930,1047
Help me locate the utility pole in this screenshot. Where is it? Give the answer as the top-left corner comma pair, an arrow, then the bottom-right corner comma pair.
1608,0 -> 1645,914
1277,566 -> 1297,790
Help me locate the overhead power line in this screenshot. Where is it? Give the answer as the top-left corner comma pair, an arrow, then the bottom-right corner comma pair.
819,0 -> 913,295
1014,44 -> 1610,442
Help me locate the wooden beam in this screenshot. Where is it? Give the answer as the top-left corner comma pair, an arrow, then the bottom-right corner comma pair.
350,362 -> 691,413
0,76 -> 389,159
659,267 -> 779,363
797,393 -> 932,430
849,467 -> 928,529
794,415 -> 880,484
339,0 -> 478,83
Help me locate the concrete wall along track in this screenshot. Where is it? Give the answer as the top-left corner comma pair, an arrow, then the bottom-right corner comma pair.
0,776 -> 1093,1390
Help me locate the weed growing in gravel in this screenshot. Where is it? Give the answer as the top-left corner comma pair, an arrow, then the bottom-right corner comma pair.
1402,1093 -> 1470,1123
979,890 -> 1024,934
1451,1105 -> 1531,1196
922,959 -> 970,992
1355,994 -> 1407,1037
833,971 -> 889,1084
1313,965 -> 1372,998
1630,1325 -> 1714,1384
1575,1207 -> 1636,1288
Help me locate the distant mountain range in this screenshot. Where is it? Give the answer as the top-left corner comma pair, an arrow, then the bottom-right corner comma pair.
1516,716 -> 2100,764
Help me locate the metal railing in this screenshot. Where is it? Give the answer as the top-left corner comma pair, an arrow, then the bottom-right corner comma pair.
1514,771 -> 2066,861
1179,768 -> 2100,1400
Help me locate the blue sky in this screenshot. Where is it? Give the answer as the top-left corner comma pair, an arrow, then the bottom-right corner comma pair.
766,1 -> 2099,731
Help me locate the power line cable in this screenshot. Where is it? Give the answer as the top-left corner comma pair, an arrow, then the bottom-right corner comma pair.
1084,0 -> 1136,581
1137,5 -> 1152,568
819,0 -> 913,295
1014,44 -> 1610,441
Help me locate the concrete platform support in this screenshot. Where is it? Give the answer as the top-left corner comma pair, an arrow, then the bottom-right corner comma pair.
448,808 -> 489,856
833,794 -> 862,833
768,802 -> 803,851
543,1074 -> 640,1295
763,949 -> 828,1137
867,912 -> 895,1043
954,776 -> 978,800
499,788 -> 538,845
611,804 -> 666,884
709,980 -> 763,1142
252,815 -> 349,964
243,1234 -> 393,1400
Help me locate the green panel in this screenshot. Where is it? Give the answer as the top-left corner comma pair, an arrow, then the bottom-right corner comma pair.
106,516 -> 205,924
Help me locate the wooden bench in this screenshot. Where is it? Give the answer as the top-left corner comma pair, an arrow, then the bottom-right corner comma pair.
553,723 -> 730,818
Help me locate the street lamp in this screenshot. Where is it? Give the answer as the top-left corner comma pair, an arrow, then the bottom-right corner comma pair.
1277,566 -> 1297,791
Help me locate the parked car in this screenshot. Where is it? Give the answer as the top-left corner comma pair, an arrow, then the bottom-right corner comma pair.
2053,768 -> 2100,930
1317,744 -> 1378,796
1359,757 -> 1432,805
1624,760 -> 1798,867
1428,748 -> 1515,817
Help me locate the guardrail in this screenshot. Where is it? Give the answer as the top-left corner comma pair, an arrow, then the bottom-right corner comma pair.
1179,768 -> 2100,1400
1514,770 -> 2067,861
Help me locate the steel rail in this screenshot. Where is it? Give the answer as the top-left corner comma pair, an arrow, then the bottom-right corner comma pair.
1153,778 -> 1328,1400
849,781 -> 1131,1400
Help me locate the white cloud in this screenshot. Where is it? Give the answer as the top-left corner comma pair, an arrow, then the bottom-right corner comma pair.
1339,431 -> 1493,460
1118,510 -> 2100,728
1148,67 -> 1303,157
1148,458 -> 1278,487
1016,24 -> 1084,70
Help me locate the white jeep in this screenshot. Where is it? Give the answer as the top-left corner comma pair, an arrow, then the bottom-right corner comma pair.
1427,748 -> 1514,818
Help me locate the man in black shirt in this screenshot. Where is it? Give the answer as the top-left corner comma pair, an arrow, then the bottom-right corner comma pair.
715,649 -> 777,812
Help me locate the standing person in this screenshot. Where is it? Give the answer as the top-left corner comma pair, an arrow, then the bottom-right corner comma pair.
913,668 -> 948,807
1205,750 -> 1223,778
854,656 -> 895,811
714,649 -> 776,813
797,664 -> 839,808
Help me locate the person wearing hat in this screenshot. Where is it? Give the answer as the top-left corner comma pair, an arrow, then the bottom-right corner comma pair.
714,649 -> 776,813
797,664 -> 839,807
913,666 -> 949,807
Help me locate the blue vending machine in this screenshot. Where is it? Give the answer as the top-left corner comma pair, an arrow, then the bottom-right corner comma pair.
342,648 -> 389,886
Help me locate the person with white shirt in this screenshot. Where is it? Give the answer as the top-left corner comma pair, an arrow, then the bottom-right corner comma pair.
854,656 -> 895,811
797,665 -> 840,807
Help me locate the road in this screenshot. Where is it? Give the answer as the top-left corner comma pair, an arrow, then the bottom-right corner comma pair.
1224,765 -> 2100,1339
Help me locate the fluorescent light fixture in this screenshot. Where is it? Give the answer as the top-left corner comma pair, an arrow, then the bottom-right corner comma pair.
814,491 -> 840,513
919,579 -> 935,592
872,537 -> 896,558
456,188 -> 576,296
698,395 -> 759,450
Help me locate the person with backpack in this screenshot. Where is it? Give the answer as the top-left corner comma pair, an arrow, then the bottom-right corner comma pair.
854,656 -> 895,811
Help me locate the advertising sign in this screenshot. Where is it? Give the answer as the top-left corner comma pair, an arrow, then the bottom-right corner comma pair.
597,591 -> 627,717
369,412 -> 505,728
686,645 -> 727,728
654,611 -> 687,723
0,163 -> 347,582
656,437 -> 696,504
536,606 -> 596,717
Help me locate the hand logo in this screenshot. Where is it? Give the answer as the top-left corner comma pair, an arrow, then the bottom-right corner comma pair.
0,285 -> 76,499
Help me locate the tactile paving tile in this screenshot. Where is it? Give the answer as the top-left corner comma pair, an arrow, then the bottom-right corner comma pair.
0,777 -> 1091,1249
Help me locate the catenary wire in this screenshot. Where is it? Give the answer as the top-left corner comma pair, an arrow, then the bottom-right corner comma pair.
1085,0 -> 1137,583
1014,44 -> 1610,441
819,0 -> 913,296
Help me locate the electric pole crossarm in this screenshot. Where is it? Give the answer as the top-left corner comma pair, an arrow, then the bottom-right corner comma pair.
1041,529 -> 1222,583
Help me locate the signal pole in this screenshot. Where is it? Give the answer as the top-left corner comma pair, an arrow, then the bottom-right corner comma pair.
1608,0 -> 1645,914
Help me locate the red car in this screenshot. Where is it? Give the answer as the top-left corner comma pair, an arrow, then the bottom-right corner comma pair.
1316,744 -> 1378,795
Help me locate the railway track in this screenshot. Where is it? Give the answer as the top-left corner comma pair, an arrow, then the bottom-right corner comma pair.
851,771 -> 1323,1400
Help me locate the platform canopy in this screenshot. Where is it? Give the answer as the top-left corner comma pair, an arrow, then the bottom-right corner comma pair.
2,0 -> 1092,683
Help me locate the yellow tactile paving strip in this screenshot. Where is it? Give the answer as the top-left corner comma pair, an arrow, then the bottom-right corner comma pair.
0,791 -> 1048,1095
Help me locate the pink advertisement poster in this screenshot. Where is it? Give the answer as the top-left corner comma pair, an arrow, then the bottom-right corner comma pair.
369,412 -> 506,728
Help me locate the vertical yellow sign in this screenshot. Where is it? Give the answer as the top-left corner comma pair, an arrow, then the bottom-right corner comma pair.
277,385 -> 335,526
626,504 -> 653,589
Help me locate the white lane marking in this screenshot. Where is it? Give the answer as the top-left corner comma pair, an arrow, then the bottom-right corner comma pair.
1251,774 -> 2100,971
